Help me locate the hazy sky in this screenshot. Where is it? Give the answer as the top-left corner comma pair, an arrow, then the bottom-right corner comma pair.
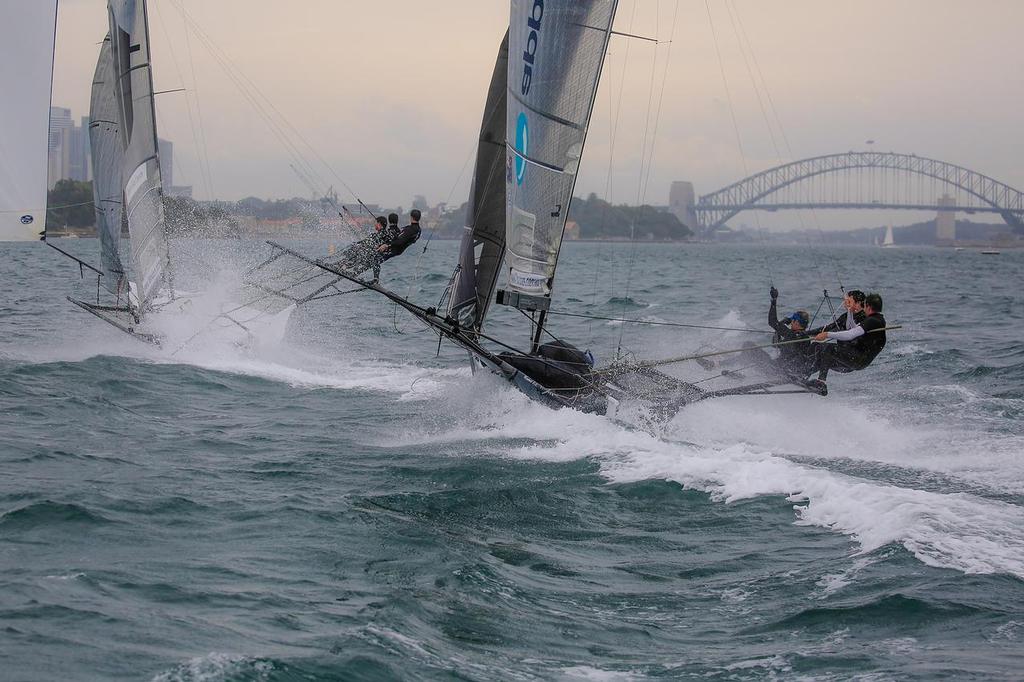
52,0 -> 1024,228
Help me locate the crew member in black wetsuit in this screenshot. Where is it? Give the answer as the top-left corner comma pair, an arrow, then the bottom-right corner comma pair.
384,212 -> 401,244
727,288 -> 813,379
766,286 -> 816,378
808,290 -> 865,336
804,292 -> 887,395
368,215 -> 389,280
331,215 -> 388,280
378,208 -> 422,260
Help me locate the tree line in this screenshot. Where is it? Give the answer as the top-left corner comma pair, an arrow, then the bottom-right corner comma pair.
433,192 -> 692,240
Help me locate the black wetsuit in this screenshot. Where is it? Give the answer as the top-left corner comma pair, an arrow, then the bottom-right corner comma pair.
383,221 -> 421,259
812,312 -> 887,380
766,299 -> 816,378
382,222 -> 400,245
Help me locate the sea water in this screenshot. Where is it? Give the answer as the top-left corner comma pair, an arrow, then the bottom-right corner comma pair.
1,239 -> 1022,680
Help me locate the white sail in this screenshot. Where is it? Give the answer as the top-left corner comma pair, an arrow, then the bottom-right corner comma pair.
0,0 -> 57,241
108,0 -> 172,310
882,224 -> 895,247
504,0 -> 617,299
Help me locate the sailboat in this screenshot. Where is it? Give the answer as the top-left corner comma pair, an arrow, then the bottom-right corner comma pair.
252,0 -> 817,419
881,224 -> 896,248
46,0 -> 292,346
50,0 -> 174,341
0,1 -> 57,241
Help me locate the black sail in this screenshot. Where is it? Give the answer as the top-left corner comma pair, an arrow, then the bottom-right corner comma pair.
451,30 -> 510,333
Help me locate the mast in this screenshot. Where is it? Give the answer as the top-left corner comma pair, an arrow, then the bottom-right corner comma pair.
497,0 -> 619,348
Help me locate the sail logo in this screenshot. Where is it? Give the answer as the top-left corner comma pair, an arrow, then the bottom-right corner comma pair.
20,215 -> 34,225
514,112 -> 529,185
520,0 -> 544,96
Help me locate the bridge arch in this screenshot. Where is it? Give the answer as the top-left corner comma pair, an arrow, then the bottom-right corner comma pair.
693,151 -> 1024,233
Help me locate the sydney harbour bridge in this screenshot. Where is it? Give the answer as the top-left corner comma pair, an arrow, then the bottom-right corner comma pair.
672,152 -> 1024,237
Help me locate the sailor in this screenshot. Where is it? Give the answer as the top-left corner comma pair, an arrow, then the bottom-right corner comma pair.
378,208 -> 422,260
329,216 -> 387,280
372,215 -> 388,239
804,292 -> 887,394
767,286 -> 816,377
808,290 -> 865,335
368,215 -> 389,280
384,212 -> 401,244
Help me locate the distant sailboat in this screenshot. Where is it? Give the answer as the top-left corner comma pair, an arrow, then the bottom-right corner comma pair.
0,1 -> 57,241
54,0 -> 292,346
54,0 -> 174,340
882,224 -> 896,248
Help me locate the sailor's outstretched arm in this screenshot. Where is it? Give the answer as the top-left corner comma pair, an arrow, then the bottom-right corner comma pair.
820,326 -> 864,342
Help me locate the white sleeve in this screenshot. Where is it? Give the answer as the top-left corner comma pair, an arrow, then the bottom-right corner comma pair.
828,325 -> 864,342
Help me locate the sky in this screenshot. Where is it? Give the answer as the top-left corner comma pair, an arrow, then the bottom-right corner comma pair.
51,0 -> 1024,229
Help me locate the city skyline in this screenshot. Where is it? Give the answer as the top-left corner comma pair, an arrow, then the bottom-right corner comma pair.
47,104 -> 190,198
50,0 -> 1024,230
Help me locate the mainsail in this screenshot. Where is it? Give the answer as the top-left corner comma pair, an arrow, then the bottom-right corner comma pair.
90,33 -> 127,295
0,0 -> 57,241
451,31 -> 510,332
108,0 -> 172,310
503,0 -> 617,301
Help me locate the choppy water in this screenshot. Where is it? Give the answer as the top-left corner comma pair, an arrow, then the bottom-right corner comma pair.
2,239 -> 1023,680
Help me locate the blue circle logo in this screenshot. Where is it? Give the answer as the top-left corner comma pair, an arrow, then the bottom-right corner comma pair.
20,214 -> 33,225
514,112 -> 528,185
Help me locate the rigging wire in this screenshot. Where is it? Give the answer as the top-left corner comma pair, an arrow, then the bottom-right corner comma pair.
546,309 -> 769,334
597,325 -> 901,376
150,1 -> 208,200
639,0 -> 681,203
176,0 -> 216,199
726,0 -> 846,296
164,0 -> 370,218
616,0 -> 671,359
703,0 -> 774,287
718,0 -> 831,291
589,0 -> 640,349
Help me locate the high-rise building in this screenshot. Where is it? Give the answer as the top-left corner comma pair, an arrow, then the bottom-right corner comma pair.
47,108 -> 91,186
936,193 -> 956,245
47,106 -> 73,189
68,116 -> 91,182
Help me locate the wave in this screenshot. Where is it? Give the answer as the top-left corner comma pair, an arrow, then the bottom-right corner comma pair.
751,593 -> 982,633
150,653 -> 275,682
408,378 -> 1024,581
0,501 -> 112,530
